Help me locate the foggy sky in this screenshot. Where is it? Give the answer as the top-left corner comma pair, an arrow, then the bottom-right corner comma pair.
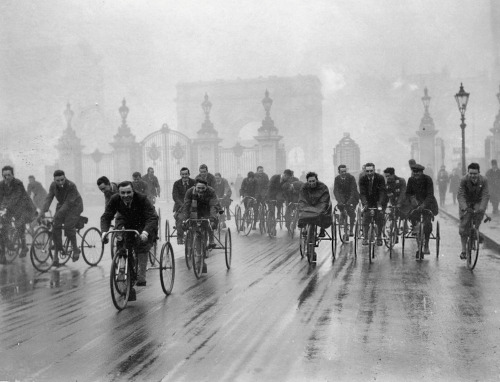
0,0 -> 496,180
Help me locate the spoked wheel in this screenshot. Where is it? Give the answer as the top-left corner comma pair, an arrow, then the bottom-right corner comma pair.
3,226 -> 20,263
160,242 -> 175,295
149,239 -> 159,266
110,233 -> 119,260
330,222 -> 336,260
81,227 -> 104,266
290,211 -> 298,239
259,204 -> 267,235
368,224 -> 374,264
110,251 -> 130,311
435,221 -> 440,257
235,205 -> 242,233
337,214 -> 347,244
306,224 -> 317,264
165,219 -> 171,242
354,220 -> 360,257
417,223 -> 424,261
384,216 -> 396,256
60,237 -> 73,265
401,219 -> 408,256
267,210 -> 277,238
244,209 -> 254,236
157,208 -> 161,243
466,227 -> 480,270
184,230 -> 192,270
30,229 -> 53,272
225,228 -> 232,269
278,208 -> 284,231
192,231 -> 206,279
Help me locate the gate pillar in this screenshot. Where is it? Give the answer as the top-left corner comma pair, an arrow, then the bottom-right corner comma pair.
193,94 -> 222,172
56,103 -> 83,188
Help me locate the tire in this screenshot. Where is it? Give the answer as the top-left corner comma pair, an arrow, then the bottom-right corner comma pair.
110,233 -> 118,260
299,227 -> 306,258
401,219 -> 408,256
267,210 -> 276,238
60,237 -> 72,265
417,222 -> 424,260
184,230 -> 192,270
354,220 -> 359,256
30,229 -> 53,272
337,214 -> 345,244
192,231 -> 205,279
466,227 -> 480,270
331,222 -> 336,260
307,224 -> 316,264
160,242 -> 175,295
259,204 -> 267,235
435,221 -> 440,257
244,208 -> 254,236
225,228 -> 232,269
110,251 -> 130,310
81,227 -> 104,266
157,208 -> 161,242
384,215 -> 395,250
277,207 -> 283,230
165,219 -> 171,243
235,205 -> 242,233
368,224 -> 374,263
4,225 -> 20,263
149,239 -> 158,266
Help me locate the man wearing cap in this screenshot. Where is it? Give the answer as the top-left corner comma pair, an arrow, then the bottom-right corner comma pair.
485,159 -> 500,214
406,163 -> 439,258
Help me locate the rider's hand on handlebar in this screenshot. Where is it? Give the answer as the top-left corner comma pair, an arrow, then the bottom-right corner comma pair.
102,235 -> 109,245
140,231 -> 149,242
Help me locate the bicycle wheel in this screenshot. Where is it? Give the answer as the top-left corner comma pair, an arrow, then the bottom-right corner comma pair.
81,227 -> 104,266
61,237 -> 72,265
354,220 -> 359,256
110,251 -> 130,310
417,222 -> 424,260
331,221 -> 336,260
157,208 -> 161,242
192,231 -> 205,279
278,207 -> 284,230
401,219 -> 408,256
184,230 -> 192,269
299,227 -> 306,258
165,219 -> 171,242
435,221 -> 440,257
466,227 -> 480,270
307,224 -> 316,264
337,214 -> 346,244
267,210 -> 276,238
225,228 -> 232,269
30,229 -> 53,272
367,224 -> 374,263
259,205 -> 267,235
384,215 -> 395,254
110,232 -> 118,259
244,208 -> 254,236
235,205 -> 242,233
149,239 -> 159,266
4,225 -> 20,263
160,242 -> 175,295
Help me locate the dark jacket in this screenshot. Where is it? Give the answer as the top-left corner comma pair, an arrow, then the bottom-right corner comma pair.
406,174 -> 438,216
180,186 -> 218,220
282,176 -> 299,203
142,174 -> 160,197
0,178 -> 36,223
43,179 -> 84,215
240,178 -> 258,198
457,175 -> 489,214
101,192 -> 158,237
298,181 -> 333,228
359,173 -> 386,208
196,173 -> 216,188
214,178 -> 232,199
267,174 -> 284,201
132,179 -> 148,195
172,178 -> 196,213
27,180 -> 48,210
384,176 -> 407,207
333,173 -> 359,206
254,172 -> 269,199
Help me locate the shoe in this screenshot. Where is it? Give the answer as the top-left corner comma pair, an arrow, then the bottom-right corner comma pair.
423,244 -> 430,254
20,246 -> 29,258
343,234 -> 349,242
202,263 -> 207,273
128,288 -> 137,301
318,229 -> 326,238
460,252 -> 467,260
136,281 -> 147,287
376,238 -> 383,246
72,248 -> 80,262
177,237 -> 184,245
362,238 -> 368,246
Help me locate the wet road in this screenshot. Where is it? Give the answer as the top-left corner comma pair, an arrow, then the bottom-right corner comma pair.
1,205 -> 500,381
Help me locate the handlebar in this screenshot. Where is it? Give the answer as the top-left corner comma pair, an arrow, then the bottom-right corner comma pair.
102,229 -> 140,240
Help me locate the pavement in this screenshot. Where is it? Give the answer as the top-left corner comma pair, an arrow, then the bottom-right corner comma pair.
439,201 -> 500,250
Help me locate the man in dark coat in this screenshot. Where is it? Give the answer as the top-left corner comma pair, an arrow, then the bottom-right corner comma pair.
436,165 -> 450,207
142,167 -> 161,203
27,175 -> 48,210
0,166 -> 36,261
359,162 -> 386,246
240,171 -> 258,229
333,164 -> 359,240
457,162 -> 489,259
254,166 -> 269,207
281,169 -> 300,229
266,173 -> 285,221
101,181 -> 158,300
196,164 -> 216,188
40,170 -> 84,265
214,172 -> 232,227
485,159 -> 500,214
406,163 -> 439,257
97,176 -> 118,207
172,167 -> 196,244
132,172 -> 148,195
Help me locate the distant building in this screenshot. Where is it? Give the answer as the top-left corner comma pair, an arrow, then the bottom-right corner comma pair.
333,133 -> 360,175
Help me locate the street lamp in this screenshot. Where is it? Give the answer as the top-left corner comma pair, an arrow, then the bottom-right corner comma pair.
455,83 -> 470,176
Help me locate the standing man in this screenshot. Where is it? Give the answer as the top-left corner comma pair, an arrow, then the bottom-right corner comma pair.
214,172 -> 232,228
27,175 -> 48,211
334,164 -> 359,241
0,166 -> 36,262
436,165 -> 450,207
485,159 -> 500,214
142,167 -> 161,204
359,163 -> 386,246
197,164 -> 216,188
39,170 -> 84,265
172,167 -> 196,245
406,163 -> 439,257
101,181 -> 158,301
132,172 -> 148,195
458,163 -> 489,259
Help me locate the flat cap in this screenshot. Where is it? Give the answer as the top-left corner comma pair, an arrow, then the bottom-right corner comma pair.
410,163 -> 425,171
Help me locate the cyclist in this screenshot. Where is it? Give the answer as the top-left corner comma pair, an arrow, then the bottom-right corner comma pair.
457,163 -> 489,260
101,181 -> 158,301
96,176 -> 118,206
172,167 -> 196,245
38,170 -> 84,265
255,165 -> 269,209
267,172 -> 285,220
132,172 -> 148,195
180,178 -> 219,273
214,172 -> 232,228
298,172 -> 332,238
240,171 -> 258,229
333,164 -> 359,241
0,166 -> 36,262
197,164 -> 216,188
284,179 -> 303,230
142,167 -> 160,204
406,163 -> 439,257
27,175 -> 48,211
359,163 -> 386,246
383,167 -> 409,243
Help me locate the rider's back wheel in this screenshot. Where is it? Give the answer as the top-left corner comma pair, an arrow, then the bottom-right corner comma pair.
192,231 -> 205,279
160,242 -> 175,295
306,224 -> 316,264
30,229 -> 53,272
417,222 -> 424,260
225,228 -> 232,269
110,251 -> 130,310
367,224 -> 375,263
330,222 -> 336,260
235,205 -> 242,233
184,230 -> 192,270
466,227 -> 480,270
299,227 -> 306,258
259,204 -> 267,235
81,227 -> 104,266
354,220 -> 360,256
401,219 -> 408,256
165,219 -> 171,242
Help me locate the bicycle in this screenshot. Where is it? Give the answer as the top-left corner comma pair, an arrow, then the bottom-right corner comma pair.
298,217 -> 335,264
354,207 -> 380,263
383,204 -> 401,256
266,199 -> 284,237
238,196 -> 257,236
0,212 -> 22,263
184,217 -> 232,279
30,216 -> 104,272
463,210 -> 491,270
401,208 -> 440,260
333,204 -> 355,245
257,200 -> 268,236
286,202 -> 299,238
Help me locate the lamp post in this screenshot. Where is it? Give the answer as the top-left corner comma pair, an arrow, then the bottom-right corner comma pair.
455,83 -> 470,176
